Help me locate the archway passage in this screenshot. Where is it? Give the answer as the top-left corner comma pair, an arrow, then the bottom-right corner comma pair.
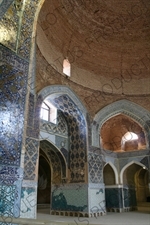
37,140 -> 66,213
135,167 -> 150,212
37,150 -> 51,208
100,114 -> 146,152
103,164 -> 118,212
123,163 -> 149,211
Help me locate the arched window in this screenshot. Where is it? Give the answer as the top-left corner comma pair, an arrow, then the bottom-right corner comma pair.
40,101 -> 57,124
63,58 -> 71,77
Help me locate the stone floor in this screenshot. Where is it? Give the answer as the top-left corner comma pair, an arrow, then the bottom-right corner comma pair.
0,209 -> 149,225
37,209 -> 150,225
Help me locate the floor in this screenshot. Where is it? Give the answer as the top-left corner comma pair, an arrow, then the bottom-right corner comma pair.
37,209 -> 150,225
0,209 -> 149,225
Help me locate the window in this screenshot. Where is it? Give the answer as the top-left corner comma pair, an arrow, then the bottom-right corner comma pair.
122,132 -> 138,143
121,132 -> 138,151
40,101 -> 57,124
63,58 -> 71,77
40,102 -> 50,121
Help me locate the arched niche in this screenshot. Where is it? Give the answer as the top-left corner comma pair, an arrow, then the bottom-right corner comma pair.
100,114 -> 146,152
40,140 -> 67,180
135,168 -> 149,202
120,161 -> 148,184
92,100 -> 150,149
103,162 -> 118,185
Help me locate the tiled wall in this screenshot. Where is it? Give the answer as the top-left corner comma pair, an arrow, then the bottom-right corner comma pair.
51,184 -> 88,212
0,44 -> 28,218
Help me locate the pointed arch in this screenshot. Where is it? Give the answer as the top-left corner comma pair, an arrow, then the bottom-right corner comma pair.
104,162 -> 119,184
40,139 -> 67,179
92,99 -> 150,148
38,85 -> 88,116
37,85 -> 89,183
120,161 -> 148,184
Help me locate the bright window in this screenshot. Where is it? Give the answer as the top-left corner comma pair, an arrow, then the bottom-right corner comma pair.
122,132 -> 138,143
40,101 -> 57,124
63,59 -> 71,77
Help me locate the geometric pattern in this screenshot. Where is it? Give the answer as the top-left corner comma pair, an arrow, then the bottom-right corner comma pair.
40,140 -> 66,183
0,3 -> 19,51
23,138 -> 39,180
88,153 -> 103,183
0,166 -> 23,185
26,92 -> 40,139
52,94 -> 87,182
0,45 -> 28,166
17,0 -> 39,60
0,1 -> 14,19
40,110 -> 68,136
0,185 -> 16,217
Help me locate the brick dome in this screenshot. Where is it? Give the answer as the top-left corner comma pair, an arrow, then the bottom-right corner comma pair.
37,0 -> 150,95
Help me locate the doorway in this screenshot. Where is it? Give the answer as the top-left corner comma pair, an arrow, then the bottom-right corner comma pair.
37,149 -> 51,212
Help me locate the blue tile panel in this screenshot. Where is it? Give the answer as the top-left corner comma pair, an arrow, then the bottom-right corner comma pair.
123,187 -> 137,207
0,45 -> 28,166
52,95 -> 87,182
105,188 -> 123,209
23,138 -> 39,180
0,185 -> 16,217
51,184 -> 88,212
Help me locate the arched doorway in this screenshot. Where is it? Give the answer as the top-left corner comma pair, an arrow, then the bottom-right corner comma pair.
122,162 -> 149,211
37,140 -> 67,214
135,167 -> 149,212
103,163 -> 118,212
37,150 -> 51,211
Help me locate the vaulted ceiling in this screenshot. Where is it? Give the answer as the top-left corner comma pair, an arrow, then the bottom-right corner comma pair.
37,0 -> 150,95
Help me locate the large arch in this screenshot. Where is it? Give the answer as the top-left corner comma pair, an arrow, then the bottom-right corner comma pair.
37,85 -> 89,183
120,161 -> 148,184
37,85 -> 88,117
92,99 -> 150,148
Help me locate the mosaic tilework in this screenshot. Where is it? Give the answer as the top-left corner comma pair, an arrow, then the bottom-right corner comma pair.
88,153 -> 103,183
51,184 -> 88,212
23,138 -> 39,180
0,45 -> 28,166
0,0 -> 14,19
105,188 -> 123,209
40,110 -> 68,136
40,110 -> 69,163
20,187 -> 36,219
26,92 -> 40,139
51,94 -> 87,182
0,2 -> 20,51
40,140 -> 66,182
0,185 -> 16,217
0,166 -> 23,185
56,136 -> 69,164
17,0 -> 39,59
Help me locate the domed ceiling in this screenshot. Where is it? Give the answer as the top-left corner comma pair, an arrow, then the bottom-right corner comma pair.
37,0 -> 150,95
